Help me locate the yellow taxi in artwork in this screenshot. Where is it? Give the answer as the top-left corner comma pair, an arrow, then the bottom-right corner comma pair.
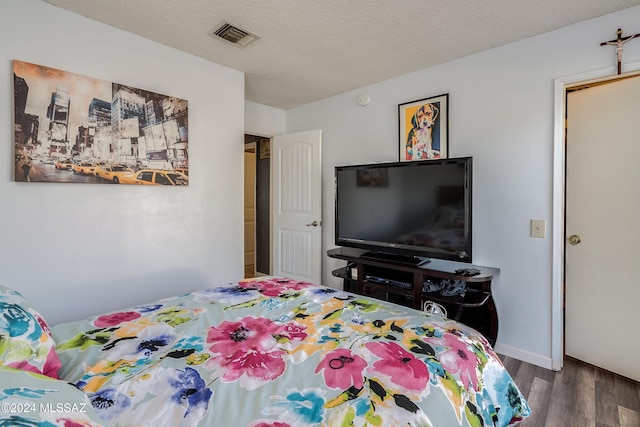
174,167 -> 189,177
54,158 -> 73,170
119,169 -> 188,186
72,161 -> 97,175
93,164 -> 134,184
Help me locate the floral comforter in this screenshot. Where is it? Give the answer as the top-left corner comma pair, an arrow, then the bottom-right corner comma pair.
46,278 -> 529,427
0,366 -> 106,426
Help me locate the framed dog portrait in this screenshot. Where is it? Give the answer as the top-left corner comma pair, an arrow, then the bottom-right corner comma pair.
398,93 -> 448,161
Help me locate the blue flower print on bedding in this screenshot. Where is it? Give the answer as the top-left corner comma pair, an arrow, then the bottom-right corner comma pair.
100,323 -> 176,360
480,362 -> 532,426
0,415 -> 57,426
89,388 -> 132,421
168,367 -> 213,418
0,386 -> 57,401
0,303 -> 40,340
87,367 -> 212,426
262,389 -> 325,425
0,286 -> 61,378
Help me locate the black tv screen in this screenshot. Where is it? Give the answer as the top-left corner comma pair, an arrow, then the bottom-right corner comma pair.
334,157 -> 472,263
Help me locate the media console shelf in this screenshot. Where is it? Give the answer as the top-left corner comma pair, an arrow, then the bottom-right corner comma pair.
327,247 -> 500,345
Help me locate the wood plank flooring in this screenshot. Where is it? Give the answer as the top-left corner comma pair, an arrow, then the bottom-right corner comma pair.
499,355 -> 640,427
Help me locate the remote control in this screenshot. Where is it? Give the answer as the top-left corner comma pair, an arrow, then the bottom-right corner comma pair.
455,268 -> 481,277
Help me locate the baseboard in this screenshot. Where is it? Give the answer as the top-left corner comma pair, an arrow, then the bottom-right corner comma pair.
494,343 -> 557,371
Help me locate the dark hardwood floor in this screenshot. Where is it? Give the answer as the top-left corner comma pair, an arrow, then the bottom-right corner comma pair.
499,355 -> 640,427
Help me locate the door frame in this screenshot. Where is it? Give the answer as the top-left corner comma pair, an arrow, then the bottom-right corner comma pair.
245,133 -> 273,276
551,60 -> 640,371
244,143 -> 257,278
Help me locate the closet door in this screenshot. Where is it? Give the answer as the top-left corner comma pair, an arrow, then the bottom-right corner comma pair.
565,74 -> 640,382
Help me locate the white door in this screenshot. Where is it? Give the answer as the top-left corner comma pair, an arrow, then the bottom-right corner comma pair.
565,75 -> 640,382
272,130 -> 322,283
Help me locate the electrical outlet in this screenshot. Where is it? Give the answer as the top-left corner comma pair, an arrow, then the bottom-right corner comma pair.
530,219 -> 546,238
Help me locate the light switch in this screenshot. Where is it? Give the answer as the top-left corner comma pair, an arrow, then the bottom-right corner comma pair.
530,219 -> 546,238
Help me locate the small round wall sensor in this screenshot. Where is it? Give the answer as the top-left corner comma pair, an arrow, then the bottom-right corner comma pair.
358,95 -> 370,106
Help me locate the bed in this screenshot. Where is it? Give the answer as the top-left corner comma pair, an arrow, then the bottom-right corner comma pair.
1,278 -> 530,426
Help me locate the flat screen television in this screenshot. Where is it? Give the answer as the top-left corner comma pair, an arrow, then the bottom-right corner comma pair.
334,157 -> 472,264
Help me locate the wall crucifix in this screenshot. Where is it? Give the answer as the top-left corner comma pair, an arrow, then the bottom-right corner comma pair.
600,28 -> 640,74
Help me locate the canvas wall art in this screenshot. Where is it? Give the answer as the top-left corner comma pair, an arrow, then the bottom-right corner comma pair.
398,93 -> 448,161
13,60 -> 189,185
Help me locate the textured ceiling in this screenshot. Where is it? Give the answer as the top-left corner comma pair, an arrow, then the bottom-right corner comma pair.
42,0 -> 640,110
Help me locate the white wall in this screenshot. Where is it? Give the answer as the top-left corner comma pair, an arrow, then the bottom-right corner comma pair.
1,0 -> 245,325
245,101 -> 286,137
285,6 -> 640,368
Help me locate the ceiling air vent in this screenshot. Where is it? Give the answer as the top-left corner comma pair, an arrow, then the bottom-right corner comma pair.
210,22 -> 258,47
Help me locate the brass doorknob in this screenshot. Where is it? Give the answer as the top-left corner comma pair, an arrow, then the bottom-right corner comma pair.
568,234 -> 581,245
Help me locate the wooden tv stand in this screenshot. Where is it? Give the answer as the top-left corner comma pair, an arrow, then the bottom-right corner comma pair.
327,247 -> 500,345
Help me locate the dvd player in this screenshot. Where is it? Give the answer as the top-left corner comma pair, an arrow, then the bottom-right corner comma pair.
364,275 -> 412,290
